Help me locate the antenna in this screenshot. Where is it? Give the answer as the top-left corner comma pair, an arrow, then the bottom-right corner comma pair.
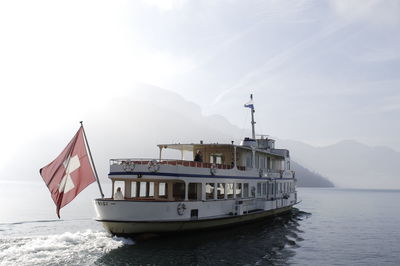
244,94 -> 256,139
250,94 -> 256,139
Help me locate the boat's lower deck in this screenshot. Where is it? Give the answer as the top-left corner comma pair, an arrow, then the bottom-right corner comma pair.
95,173 -> 298,235
97,205 -> 294,235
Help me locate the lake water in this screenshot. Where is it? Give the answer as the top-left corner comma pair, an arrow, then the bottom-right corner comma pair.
1,185 -> 400,265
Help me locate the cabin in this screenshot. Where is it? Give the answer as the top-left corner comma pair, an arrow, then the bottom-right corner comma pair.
108,137 -> 295,203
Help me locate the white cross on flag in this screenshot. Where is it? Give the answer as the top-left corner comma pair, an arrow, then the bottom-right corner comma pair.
40,126 -> 96,218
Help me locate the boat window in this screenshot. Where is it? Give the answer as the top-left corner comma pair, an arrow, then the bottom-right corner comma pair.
114,180 -> 125,198
246,155 -> 252,168
159,182 -> 167,198
149,182 -> 154,197
260,157 -> 265,169
173,182 -> 185,200
262,183 -> 267,195
188,183 -> 202,201
131,182 -> 137,197
226,183 -> 234,199
257,183 -> 262,196
255,154 -> 260,168
267,157 -> 271,169
206,183 -> 215,200
139,182 -> 147,197
250,186 -> 256,197
235,183 -> 242,198
191,209 -> 198,220
243,183 -> 249,198
217,183 -> 225,199
210,153 -> 223,164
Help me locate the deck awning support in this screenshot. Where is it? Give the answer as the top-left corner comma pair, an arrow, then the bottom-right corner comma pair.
233,146 -> 237,168
159,146 -> 163,161
181,146 -> 184,160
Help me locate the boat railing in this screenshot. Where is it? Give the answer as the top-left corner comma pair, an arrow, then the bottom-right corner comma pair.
110,158 -> 234,170
110,159 -> 295,178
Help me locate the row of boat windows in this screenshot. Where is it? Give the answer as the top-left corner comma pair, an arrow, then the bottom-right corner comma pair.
113,180 -> 295,201
204,182 -> 295,200
206,151 -> 289,170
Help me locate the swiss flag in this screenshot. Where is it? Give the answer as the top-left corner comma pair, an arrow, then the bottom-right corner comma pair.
40,126 -> 96,218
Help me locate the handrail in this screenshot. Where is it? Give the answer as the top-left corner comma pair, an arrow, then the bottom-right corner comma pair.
110,158 -> 235,170
109,159 -> 295,178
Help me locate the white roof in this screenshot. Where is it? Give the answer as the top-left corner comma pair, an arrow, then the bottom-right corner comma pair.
157,143 -> 234,152
157,143 -> 285,158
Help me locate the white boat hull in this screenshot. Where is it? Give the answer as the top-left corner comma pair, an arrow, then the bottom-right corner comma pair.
94,198 -> 296,235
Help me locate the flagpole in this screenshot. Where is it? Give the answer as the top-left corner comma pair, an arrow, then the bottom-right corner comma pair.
80,121 -> 105,198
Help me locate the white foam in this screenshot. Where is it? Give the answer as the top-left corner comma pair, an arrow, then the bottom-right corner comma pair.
0,229 -> 134,266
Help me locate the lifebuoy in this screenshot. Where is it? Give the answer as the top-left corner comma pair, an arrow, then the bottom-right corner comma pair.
122,160 -> 135,172
147,159 -> 160,172
177,202 -> 186,215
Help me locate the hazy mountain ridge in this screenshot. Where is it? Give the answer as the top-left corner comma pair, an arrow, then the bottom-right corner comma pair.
291,161 -> 334,188
280,139 -> 400,189
2,84 -> 333,188
0,84 -> 247,182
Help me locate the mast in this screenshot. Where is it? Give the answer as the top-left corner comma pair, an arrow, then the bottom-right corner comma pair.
80,121 -> 105,198
250,94 -> 256,139
244,94 -> 256,139
245,94 -> 256,139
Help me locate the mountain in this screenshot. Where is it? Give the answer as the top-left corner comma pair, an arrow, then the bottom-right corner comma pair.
0,83 -> 333,189
280,139 -> 400,189
291,161 -> 334,187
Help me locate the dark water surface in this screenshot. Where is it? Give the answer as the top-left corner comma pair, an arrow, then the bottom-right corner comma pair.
97,210 -> 306,266
1,187 -> 400,265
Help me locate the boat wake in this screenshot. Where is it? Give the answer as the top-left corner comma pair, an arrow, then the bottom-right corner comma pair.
0,229 -> 134,266
1,219 -> 63,226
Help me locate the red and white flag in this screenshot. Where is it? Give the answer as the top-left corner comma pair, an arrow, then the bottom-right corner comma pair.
40,126 -> 96,218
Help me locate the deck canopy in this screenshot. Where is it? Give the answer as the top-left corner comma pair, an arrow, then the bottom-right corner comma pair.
158,143 -> 238,152
157,144 -> 196,152
155,142 -> 288,172
157,143 -> 286,159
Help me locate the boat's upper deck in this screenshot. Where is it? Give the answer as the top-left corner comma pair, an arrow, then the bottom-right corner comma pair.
108,139 -> 294,180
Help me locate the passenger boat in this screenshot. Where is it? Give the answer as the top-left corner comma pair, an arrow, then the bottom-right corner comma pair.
93,95 -> 298,235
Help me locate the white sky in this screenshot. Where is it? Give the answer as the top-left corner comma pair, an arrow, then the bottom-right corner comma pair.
1,0 -> 400,169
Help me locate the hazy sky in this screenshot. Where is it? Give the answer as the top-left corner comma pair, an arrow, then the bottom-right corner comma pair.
1,0 -> 399,170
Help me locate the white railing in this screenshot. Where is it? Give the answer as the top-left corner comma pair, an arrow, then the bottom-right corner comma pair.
110,159 -> 295,178
110,158 -> 234,170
